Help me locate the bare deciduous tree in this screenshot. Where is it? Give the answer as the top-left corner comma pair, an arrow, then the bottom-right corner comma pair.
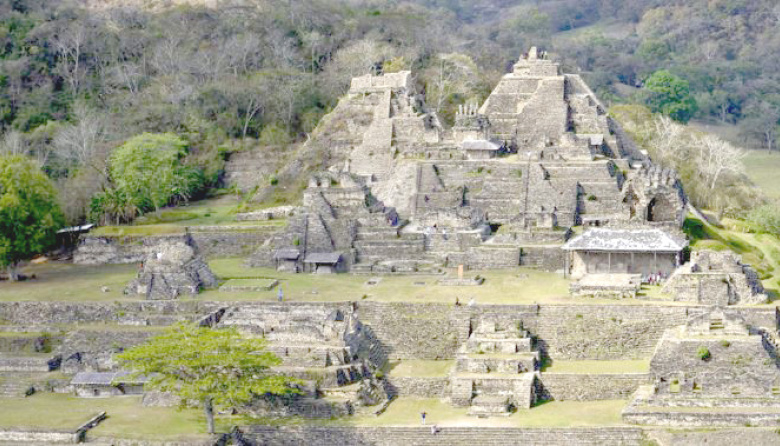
52,24 -> 88,96
0,130 -> 27,157
694,134 -> 746,191
53,102 -> 108,176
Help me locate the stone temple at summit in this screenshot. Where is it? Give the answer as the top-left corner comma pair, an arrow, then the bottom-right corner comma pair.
251,47 -> 687,277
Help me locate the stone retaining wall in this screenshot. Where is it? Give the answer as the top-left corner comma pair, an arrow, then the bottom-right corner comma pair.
0,429 -> 76,443
539,373 -> 652,401
623,409 -> 780,427
0,301 -> 222,326
388,377 -> 450,398
75,228 -> 280,264
245,426 -> 647,446
1,301 -> 776,363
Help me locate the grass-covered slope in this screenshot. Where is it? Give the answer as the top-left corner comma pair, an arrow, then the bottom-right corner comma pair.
683,215 -> 780,299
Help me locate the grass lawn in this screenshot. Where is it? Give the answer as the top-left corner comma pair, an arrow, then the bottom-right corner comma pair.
743,150 -> 780,200
205,259 -> 647,306
4,256 -> 736,306
340,397 -> 627,427
386,360 -> 454,378
0,394 -> 215,440
0,263 -> 136,302
542,359 -> 650,374
90,196 -> 288,237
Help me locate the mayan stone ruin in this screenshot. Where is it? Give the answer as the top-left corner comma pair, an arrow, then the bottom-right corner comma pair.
3,46 -> 780,446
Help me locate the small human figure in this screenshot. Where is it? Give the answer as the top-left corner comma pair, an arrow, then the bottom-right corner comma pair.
442,229 -> 448,240
455,297 -> 461,307
421,411 -> 427,425
468,297 -> 476,306
430,424 -> 439,435
278,287 -> 284,302
424,195 -> 430,203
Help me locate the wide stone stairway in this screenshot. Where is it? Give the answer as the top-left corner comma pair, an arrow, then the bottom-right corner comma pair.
450,317 -> 539,416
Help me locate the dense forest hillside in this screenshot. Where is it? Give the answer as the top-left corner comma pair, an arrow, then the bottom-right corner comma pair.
0,0 -> 779,226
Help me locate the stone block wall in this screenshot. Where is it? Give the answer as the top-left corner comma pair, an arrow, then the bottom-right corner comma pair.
75,228 -> 279,265
388,377 -> 450,398
356,303 -> 470,360
539,373 -> 652,401
467,246 -> 520,269
520,245 -> 565,271
0,429 -> 77,443
533,306 -> 689,360
188,228 -> 278,258
245,426 -> 647,446
0,301 -> 221,326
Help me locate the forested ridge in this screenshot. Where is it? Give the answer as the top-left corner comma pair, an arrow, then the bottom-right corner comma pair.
1,0 -> 779,226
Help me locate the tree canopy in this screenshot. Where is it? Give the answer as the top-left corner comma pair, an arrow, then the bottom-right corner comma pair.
644,70 -> 698,123
117,323 -> 301,434
0,155 -> 64,280
92,133 -> 204,223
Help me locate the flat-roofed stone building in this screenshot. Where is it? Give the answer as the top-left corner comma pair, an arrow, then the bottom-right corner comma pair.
563,228 -> 687,280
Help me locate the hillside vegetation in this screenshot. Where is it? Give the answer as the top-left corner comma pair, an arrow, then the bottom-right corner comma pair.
0,0 -> 778,228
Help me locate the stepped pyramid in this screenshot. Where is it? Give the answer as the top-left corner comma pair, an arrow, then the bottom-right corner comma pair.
450,316 -> 539,416
218,304 -> 388,418
256,46 -> 687,274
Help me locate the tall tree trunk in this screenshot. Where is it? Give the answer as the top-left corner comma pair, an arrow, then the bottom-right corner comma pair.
204,397 -> 215,434
7,264 -> 19,282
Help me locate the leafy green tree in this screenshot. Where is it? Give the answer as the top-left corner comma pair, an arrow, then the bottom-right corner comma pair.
107,133 -> 203,215
117,323 -> 301,434
644,70 -> 698,123
0,155 -> 64,280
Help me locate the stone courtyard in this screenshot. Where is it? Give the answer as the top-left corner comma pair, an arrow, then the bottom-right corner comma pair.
1,47 -> 780,446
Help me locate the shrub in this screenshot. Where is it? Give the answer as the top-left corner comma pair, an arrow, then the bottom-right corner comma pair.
697,346 -> 711,361
748,205 -> 780,234
587,194 -> 597,201
720,340 -> 731,348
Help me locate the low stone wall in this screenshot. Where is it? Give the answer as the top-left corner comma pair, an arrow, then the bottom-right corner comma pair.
0,301 -> 223,326
0,428 -> 76,443
539,373 -> 652,401
189,228 -> 278,258
623,408 -> 780,427
388,377 -> 450,398
74,235 -> 186,265
75,227 -> 280,264
90,437 -> 214,446
649,427 -> 780,446
245,426 -> 647,445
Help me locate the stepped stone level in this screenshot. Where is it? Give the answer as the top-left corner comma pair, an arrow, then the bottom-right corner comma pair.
450,316 -> 539,416
623,308 -> 780,426
662,249 -> 768,305
218,304 -> 388,418
255,46 -> 687,273
124,238 -> 217,300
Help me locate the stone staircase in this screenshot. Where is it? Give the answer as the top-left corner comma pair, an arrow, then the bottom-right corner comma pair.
352,211 -> 427,267
709,318 -> 725,332
350,90 -> 395,182
450,317 -> 539,416
218,304 -> 388,417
